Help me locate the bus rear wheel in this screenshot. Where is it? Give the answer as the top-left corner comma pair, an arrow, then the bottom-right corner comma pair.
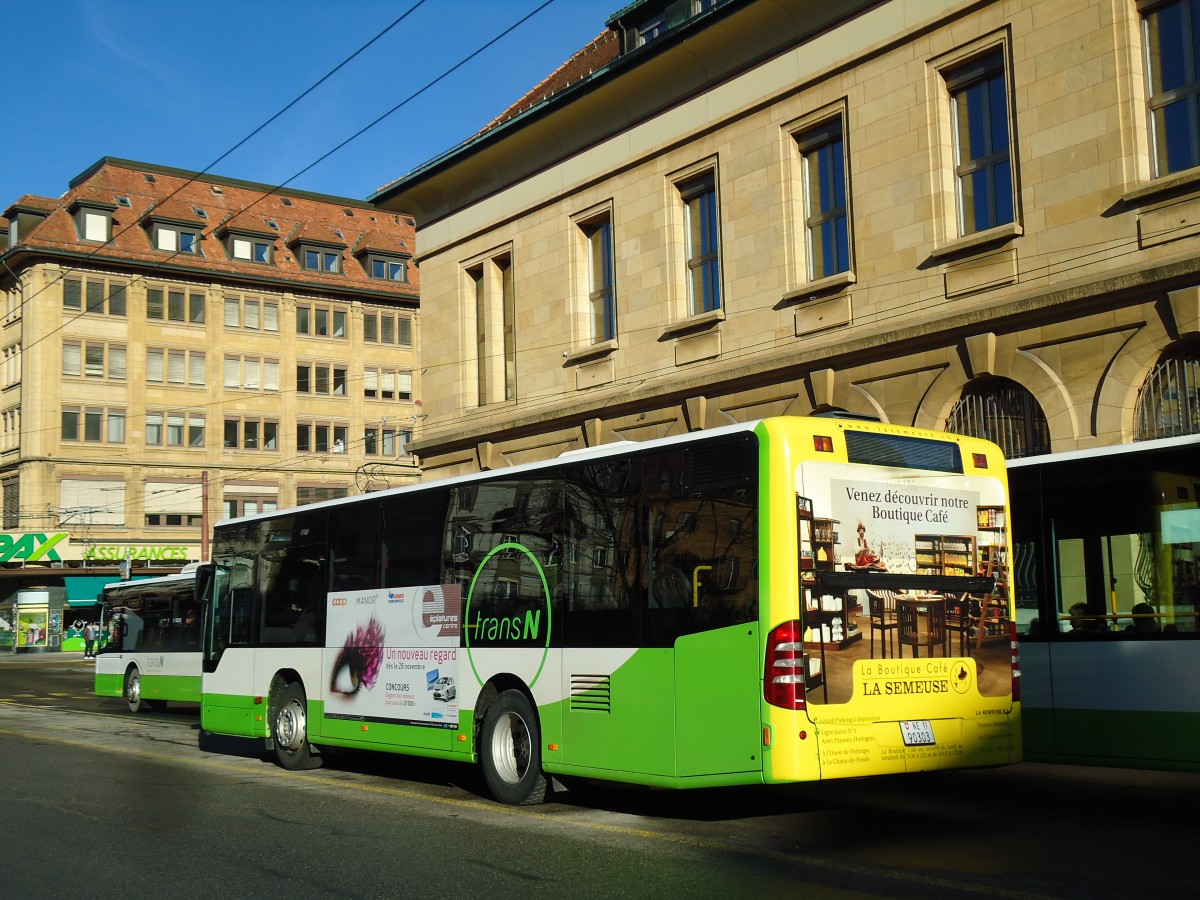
480,689 -> 547,805
271,682 -> 322,771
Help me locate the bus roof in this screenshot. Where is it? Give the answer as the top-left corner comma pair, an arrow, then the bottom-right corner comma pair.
212,415 -> 1000,530
1006,431 -> 1200,470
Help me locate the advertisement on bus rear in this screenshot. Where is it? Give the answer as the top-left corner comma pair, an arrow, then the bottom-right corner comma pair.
323,584 -> 462,728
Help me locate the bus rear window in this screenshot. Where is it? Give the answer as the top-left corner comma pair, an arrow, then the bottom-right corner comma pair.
845,430 -> 963,473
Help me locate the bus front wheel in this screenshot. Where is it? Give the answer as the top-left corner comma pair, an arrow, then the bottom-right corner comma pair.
124,668 -> 144,713
480,689 -> 547,805
271,682 -> 322,771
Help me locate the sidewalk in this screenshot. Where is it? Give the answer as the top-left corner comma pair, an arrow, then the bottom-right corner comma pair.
0,649 -> 95,664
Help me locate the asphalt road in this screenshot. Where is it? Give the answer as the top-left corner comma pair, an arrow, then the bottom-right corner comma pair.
3,651 -> 1199,899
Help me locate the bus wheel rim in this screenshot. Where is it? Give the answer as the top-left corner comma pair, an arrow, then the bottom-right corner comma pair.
126,673 -> 139,704
491,711 -> 530,784
278,699 -> 306,751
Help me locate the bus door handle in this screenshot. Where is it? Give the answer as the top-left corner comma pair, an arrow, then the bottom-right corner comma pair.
692,566 -> 712,608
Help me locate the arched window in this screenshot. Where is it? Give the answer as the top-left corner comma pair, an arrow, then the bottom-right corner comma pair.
1134,342 -> 1200,441
946,377 -> 1050,459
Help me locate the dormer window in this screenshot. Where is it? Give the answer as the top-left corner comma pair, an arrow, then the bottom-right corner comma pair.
299,243 -> 342,273
152,222 -> 203,254
368,254 -> 409,282
217,222 -> 275,265
232,235 -> 272,263
69,199 -> 117,243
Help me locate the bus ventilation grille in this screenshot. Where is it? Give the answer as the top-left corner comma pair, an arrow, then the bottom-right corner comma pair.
570,675 -> 612,713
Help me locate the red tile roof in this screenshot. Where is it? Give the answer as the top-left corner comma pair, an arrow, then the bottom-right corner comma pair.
482,29 -> 618,132
4,159 -> 418,300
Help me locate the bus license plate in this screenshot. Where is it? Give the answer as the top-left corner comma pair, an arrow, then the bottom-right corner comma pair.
901,720 -> 935,746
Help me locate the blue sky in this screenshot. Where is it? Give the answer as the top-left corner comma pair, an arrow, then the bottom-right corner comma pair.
0,1 -> 610,208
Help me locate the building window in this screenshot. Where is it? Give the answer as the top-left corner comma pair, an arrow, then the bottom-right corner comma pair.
147,287 -> 205,324
63,277 -> 126,316
362,311 -> 412,346
63,341 -> 126,381
946,49 -> 1014,235
70,201 -> 115,243
145,411 -> 205,448
297,362 -> 348,396
152,223 -> 202,254
946,377 -> 1050,460
223,417 -> 279,451
224,356 -> 280,391
228,233 -> 273,263
1135,341 -> 1200,439
1144,0 -> 1200,175
223,494 -> 279,518
296,485 -> 349,506
295,304 -> 347,338
224,295 -> 279,331
678,172 -> 721,315
363,367 -> 413,401
364,426 -> 412,457
298,244 -> 343,273
2,479 -> 18,530
796,119 -> 851,279
367,254 -> 409,282
146,348 -> 205,386
144,480 -> 204,528
296,421 -> 348,454
62,407 -> 125,444
580,213 -> 616,343
467,251 -> 516,406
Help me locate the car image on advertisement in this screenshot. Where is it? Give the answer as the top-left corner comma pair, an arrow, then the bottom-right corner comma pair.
432,676 -> 456,701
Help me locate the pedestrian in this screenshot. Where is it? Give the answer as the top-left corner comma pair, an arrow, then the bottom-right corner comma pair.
83,622 -> 96,658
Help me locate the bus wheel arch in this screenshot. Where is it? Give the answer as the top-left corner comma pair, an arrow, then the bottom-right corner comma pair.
475,677 -> 548,806
268,673 -> 322,771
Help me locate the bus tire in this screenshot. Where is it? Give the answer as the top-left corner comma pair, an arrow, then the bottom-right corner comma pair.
125,668 -> 145,713
271,682 -> 322,771
480,689 -> 547,805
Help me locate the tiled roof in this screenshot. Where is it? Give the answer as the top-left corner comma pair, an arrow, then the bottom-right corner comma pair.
482,30 -> 619,133
3,158 -> 418,299
5,194 -> 59,215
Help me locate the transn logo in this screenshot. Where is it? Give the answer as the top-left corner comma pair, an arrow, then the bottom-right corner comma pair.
0,533 -> 69,562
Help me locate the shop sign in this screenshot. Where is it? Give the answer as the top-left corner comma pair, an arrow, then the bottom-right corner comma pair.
83,545 -> 191,562
0,532 -> 69,562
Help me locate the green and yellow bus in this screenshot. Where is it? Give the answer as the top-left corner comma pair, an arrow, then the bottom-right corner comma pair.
95,570 -> 206,712
199,416 -> 1019,804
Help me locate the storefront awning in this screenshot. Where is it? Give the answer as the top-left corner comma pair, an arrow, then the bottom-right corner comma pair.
65,576 -> 118,605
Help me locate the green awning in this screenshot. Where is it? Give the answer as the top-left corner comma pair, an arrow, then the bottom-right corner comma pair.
65,576 -> 118,605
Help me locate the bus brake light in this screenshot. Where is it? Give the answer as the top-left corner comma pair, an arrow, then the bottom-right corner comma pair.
814,435 -> 834,452
972,452 -> 989,469
764,620 -> 807,710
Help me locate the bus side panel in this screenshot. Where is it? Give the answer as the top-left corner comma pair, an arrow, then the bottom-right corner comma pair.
1024,641 -> 1200,769
201,648 -> 269,739
675,624 -> 762,778
554,647 -> 675,777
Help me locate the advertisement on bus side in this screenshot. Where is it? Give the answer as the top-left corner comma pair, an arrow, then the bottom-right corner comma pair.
323,584 -> 462,728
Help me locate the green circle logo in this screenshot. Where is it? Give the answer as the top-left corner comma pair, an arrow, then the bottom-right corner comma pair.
463,542 -> 552,689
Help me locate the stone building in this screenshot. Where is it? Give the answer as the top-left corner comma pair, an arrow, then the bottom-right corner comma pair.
0,157 -> 421,600
372,0 -> 1200,473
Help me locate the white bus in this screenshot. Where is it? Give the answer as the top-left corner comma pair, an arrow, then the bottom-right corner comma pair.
95,569 -> 207,712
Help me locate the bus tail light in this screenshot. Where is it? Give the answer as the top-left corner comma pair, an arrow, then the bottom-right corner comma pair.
764,620 -> 807,710
813,435 -> 834,452
1009,621 -> 1021,703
